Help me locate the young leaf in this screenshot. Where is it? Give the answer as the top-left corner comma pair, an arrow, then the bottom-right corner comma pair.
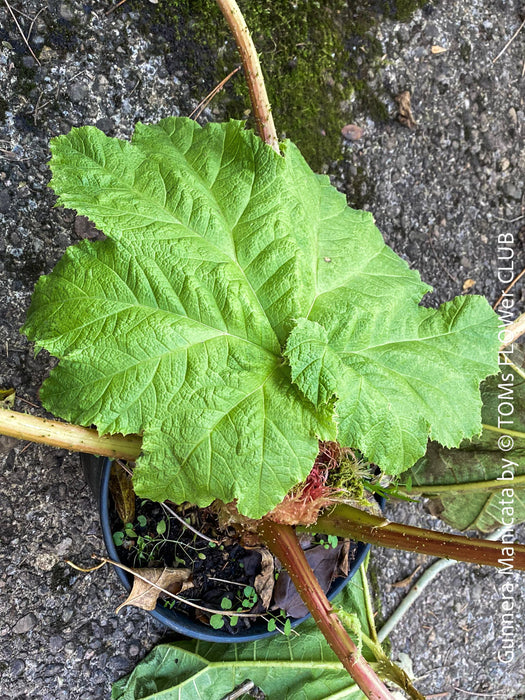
209,614 -> 225,630
23,118 -> 499,518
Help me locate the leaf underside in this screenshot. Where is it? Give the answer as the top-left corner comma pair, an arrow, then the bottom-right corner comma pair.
406,349 -> 525,532
23,118 -> 499,517
110,569 -> 371,700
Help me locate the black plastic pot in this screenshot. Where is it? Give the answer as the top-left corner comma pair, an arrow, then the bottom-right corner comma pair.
82,453 -> 377,643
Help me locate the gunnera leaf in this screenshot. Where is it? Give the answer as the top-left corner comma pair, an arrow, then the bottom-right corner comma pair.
22,118 -> 499,517
404,349 -> 525,532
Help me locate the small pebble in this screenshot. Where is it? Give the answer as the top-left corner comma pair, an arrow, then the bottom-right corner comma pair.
341,124 -> 364,141
14,613 -> 37,634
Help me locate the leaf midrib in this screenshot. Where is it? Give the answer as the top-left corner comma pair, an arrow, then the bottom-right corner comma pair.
59,135 -> 281,351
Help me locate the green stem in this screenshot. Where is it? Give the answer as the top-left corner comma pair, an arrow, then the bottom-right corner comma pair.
376,524 -> 512,644
305,504 -> 525,570
258,519 -> 396,700
500,311 -> 525,349
481,423 -> 525,439
401,473 -> 525,496
360,556 -> 379,646
0,408 -> 142,460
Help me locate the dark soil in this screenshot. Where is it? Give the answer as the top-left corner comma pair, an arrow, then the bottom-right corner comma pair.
110,496 -> 270,635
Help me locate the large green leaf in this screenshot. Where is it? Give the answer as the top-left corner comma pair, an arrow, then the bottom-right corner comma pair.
111,570 -> 371,700
406,350 -> 525,532
23,118 -> 499,516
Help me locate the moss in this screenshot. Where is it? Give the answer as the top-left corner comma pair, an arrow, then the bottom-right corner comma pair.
42,16 -> 81,53
139,0 -> 429,169
389,0 -> 430,22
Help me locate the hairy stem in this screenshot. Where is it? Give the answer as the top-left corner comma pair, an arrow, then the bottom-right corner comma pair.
214,0 -> 279,152
258,519 -> 396,700
0,409 -> 141,460
306,504 -> 525,570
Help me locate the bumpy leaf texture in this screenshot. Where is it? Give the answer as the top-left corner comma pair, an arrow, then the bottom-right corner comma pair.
23,119 -> 499,517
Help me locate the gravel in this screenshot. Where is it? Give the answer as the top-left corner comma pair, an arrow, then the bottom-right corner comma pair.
1,0 -> 524,698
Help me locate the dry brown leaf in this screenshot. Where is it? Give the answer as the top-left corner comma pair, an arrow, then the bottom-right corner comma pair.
116,567 -> 192,613
334,539 -> 350,580
392,565 -> 422,588
253,548 -> 275,610
273,543 -> 344,618
109,462 -> 136,524
395,90 -> 417,129
431,45 -> 447,54
462,278 -> 476,291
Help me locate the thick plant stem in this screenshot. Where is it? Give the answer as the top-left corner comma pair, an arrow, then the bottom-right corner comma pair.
258,519 -> 396,700
215,0 -> 279,152
0,409 -> 142,460
307,504 -> 525,570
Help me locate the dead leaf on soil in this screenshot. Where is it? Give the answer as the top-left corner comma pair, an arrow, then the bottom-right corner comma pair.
273,542 -> 346,618
395,90 -> 417,129
0,387 -> 16,409
116,567 -> 192,613
253,548 -> 275,610
462,278 -> 476,291
109,462 -> 136,524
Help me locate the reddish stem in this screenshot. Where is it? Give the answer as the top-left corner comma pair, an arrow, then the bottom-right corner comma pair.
258,519 -> 396,700
308,504 -> 525,570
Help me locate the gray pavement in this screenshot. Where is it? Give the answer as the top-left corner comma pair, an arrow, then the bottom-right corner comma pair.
1,0 -> 524,697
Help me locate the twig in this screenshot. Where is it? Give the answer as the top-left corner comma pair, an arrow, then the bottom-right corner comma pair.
377,525 -> 511,643
161,501 -> 219,545
493,266 -> 525,309
27,6 -> 45,41
493,214 -> 524,223
493,19 -> 525,63
189,66 -> 241,121
106,0 -> 128,16
221,681 -> 256,700
499,311 -> 525,349
115,458 -> 134,477
3,0 -> 41,66
453,689 -> 510,698
214,0 -> 279,152
69,555 -> 261,618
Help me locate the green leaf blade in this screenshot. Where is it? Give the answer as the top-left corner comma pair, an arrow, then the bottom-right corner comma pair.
25,117 -> 500,515
111,571 -> 371,700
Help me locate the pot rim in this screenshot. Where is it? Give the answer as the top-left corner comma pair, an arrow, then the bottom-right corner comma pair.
93,455 -> 376,643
